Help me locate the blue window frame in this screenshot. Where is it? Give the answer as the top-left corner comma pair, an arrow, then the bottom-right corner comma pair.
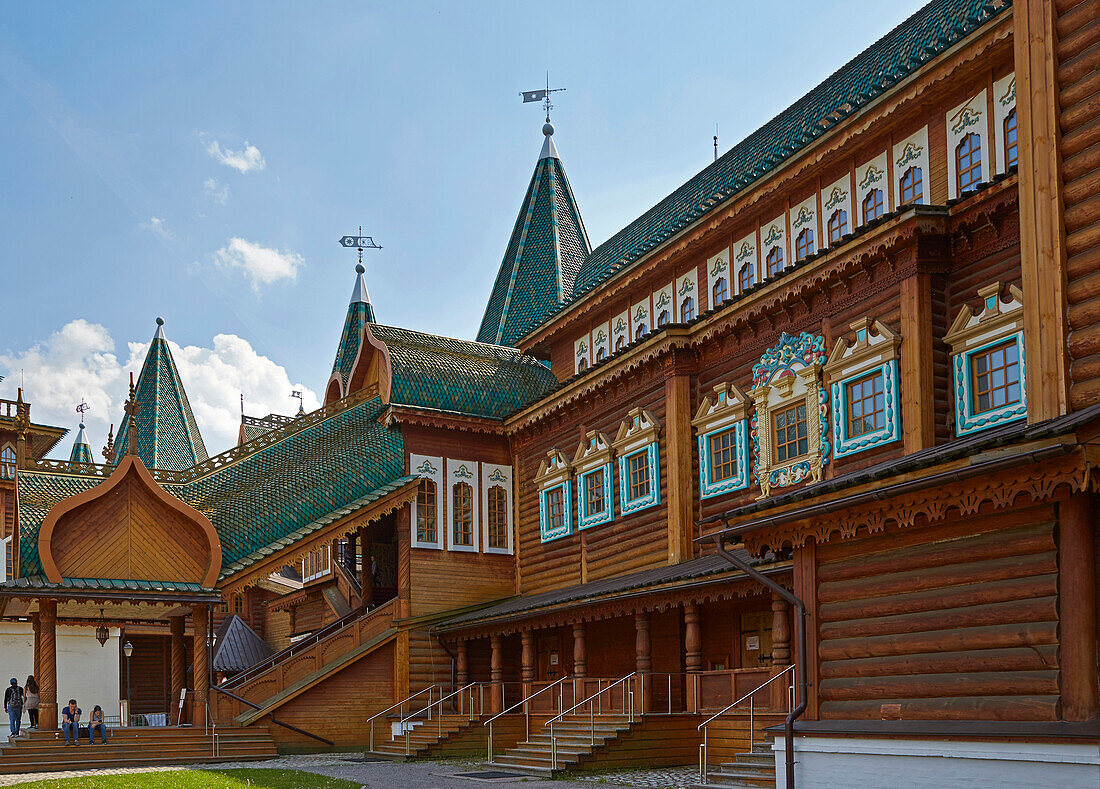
832,360 -> 901,458
577,463 -> 614,529
617,444 -> 660,514
539,481 -> 573,542
698,421 -> 749,499
952,331 -> 1026,436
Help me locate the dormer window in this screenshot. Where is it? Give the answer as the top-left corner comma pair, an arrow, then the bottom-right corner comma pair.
824,318 -> 901,458
692,382 -> 750,499
795,229 -> 814,261
828,210 -> 848,244
766,246 -> 784,277
535,449 -> 573,542
612,408 -> 661,514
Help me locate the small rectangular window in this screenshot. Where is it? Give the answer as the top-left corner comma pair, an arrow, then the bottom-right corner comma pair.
972,340 -> 1021,414
416,479 -> 437,543
628,452 -> 650,501
452,482 -> 473,546
846,371 -> 886,438
709,429 -> 738,482
545,486 -> 564,534
487,485 -> 508,549
584,469 -> 605,517
773,403 -> 808,463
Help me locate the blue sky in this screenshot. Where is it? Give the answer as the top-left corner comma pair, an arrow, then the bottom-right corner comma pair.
0,0 -> 925,455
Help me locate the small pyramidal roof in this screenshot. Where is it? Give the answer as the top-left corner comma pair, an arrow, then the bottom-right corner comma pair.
477,121 -> 591,347
331,264 -> 376,394
113,318 -> 209,471
68,423 -> 93,464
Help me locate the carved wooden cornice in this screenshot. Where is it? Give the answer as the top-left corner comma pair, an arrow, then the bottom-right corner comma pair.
381,405 -> 506,436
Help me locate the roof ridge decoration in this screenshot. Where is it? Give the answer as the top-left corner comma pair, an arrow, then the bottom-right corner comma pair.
477,124 -> 592,346
113,318 -> 209,472
514,0 -> 1009,342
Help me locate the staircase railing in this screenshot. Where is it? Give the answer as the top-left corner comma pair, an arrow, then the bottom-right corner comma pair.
484,675 -> 573,761
697,664 -> 795,784
211,684 -> 334,746
366,684 -> 441,752
544,672 -> 637,771
396,682 -> 486,756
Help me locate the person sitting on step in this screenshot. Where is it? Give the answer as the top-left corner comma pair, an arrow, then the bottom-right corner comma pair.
61,699 -> 81,746
88,705 -> 107,744
4,679 -> 22,737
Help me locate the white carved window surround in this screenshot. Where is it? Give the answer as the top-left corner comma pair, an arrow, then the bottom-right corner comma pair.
945,282 -> 1026,436
447,460 -> 480,552
410,454 -> 444,550
612,408 -> 661,514
750,332 -> 830,499
824,318 -> 902,459
573,430 -> 614,529
692,383 -> 750,499
535,449 -> 573,543
482,463 -> 513,555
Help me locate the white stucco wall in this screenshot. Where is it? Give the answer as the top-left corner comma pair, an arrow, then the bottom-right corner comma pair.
774,736 -> 1100,789
0,622 -> 121,725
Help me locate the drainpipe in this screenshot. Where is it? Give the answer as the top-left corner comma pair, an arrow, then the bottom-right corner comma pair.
712,539 -> 806,789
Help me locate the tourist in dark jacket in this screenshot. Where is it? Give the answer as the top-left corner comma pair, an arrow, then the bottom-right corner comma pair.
4,679 -> 22,736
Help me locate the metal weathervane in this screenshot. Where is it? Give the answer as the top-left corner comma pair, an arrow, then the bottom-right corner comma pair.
76,399 -> 90,422
338,225 -> 383,268
520,73 -> 566,122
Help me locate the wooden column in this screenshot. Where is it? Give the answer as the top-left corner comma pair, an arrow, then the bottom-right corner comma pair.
572,622 -> 587,679
37,600 -> 57,731
190,604 -> 209,726
635,611 -> 652,714
1014,0 -> 1069,421
1059,494 -> 1098,721
396,507 -> 411,620
794,539 -> 819,720
521,630 -> 535,686
900,272 -> 935,452
664,361 -> 695,564
490,634 -> 504,714
170,616 -> 186,724
359,525 -> 374,609
684,602 -> 702,713
31,613 -> 40,684
771,593 -> 791,667
456,640 -> 469,685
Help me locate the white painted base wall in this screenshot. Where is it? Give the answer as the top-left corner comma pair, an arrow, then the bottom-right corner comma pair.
774,736 -> 1100,789
0,622 -> 121,726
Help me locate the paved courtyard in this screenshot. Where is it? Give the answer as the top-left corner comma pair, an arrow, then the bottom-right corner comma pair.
0,754 -> 702,788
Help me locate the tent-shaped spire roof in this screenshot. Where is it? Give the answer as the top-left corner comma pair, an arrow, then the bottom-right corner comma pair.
113,318 -> 209,471
68,423 -> 93,464
330,264 -> 376,397
477,122 -> 590,347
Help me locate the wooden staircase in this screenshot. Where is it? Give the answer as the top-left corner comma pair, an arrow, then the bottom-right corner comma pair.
694,737 -> 776,788
0,725 -> 277,775
370,713 -> 483,758
488,714 -> 636,776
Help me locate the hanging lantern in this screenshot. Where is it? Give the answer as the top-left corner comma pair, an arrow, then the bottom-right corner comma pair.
95,608 -> 109,647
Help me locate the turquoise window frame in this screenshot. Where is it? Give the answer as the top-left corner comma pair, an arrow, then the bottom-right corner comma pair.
539,481 -> 573,542
617,444 -> 660,514
698,421 -> 749,499
577,463 -> 614,529
953,331 -> 1026,436
832,360 -> 901,458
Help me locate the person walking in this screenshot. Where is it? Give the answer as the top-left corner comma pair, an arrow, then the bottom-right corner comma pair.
23,677 -> 38,730
4,679 -> 22,737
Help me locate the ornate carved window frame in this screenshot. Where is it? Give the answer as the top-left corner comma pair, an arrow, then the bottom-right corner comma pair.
447,459 -> 479,553
481,463 -> 513,555
410,453 -> 444,550
692,383 -> 750,499
612,407 -> 661,514
750,332 -> 829,499
572,430 -> 614,530
824,318 -> 902,458
945,282 -> 1026,436
535,449 -> 573,542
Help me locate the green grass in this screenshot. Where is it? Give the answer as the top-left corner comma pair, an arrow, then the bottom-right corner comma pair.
13,768 -> 361,789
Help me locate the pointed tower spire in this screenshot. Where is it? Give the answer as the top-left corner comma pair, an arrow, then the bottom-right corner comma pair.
329,265 -> 377,399
477,121 -> 591,346
69,422 -> 93,464
112,317 -> 209,471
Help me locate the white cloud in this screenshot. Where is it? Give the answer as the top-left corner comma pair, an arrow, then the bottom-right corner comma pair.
0,320 -> 319,459
213,237 -> 304,291
203,177 -> 229,205
141,216 -> 174,240
205,140 -> 265,173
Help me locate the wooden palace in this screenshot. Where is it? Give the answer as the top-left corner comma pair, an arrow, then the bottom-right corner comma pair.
1,0 -> 1098,785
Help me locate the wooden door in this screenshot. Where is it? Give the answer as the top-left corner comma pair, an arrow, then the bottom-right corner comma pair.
738,612 -> 773,669
537,633 -> 563,681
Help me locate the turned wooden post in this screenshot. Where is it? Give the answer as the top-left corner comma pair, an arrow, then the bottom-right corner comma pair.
31,613 -> 40,683
684,602 -> 702,713
635,611 -> 652,714
191,604 -> 209,726
38,600 -> 57,731
490,634 -> 504,714
456,640 -> 468,714
572,622 -> 587,679
771,592 -> 791,667
1059,494 -> 1098,721
521,630 -> 535,693
170,615 -> 187,724
359,525 -> 374,609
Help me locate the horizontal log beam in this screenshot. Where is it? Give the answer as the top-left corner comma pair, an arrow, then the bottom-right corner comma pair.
819,621 -> 1058,662
819,645 -> 1059,679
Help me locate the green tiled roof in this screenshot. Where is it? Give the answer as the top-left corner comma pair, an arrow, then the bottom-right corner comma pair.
369,324 -> 560,419
114,323 -> 209,471
18,396 -> 408,583
508,0 -> 1008,341
68,424 -> 93,464
332,301 -> 373,394
477,135 -> 591,346
0,575 -> 214,594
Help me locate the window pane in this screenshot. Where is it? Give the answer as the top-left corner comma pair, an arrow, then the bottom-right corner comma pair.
452,482 -> 473,545
971,339 -> 1021,414
416,479 -> 437,543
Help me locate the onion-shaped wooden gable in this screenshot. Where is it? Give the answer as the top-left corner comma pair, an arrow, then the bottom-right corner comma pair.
38,455 -> 222,587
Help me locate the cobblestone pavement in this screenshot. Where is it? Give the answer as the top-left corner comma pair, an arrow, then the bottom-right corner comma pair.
0,754 -> 701,788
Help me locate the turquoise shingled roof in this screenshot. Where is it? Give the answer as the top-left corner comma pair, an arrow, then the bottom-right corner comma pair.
369,324 -> 560,419
114,322 -> 209,471
477,132 -> 590,346
68,424 -> 93,464
496,0 -> 1008,342
17,396 -> 408,582
331,266 -> 377,395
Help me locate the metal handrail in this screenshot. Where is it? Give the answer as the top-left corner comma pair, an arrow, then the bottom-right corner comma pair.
366,684 -> 440,752
545,672 -> 636,727
398,682 -> 482,757
485,676 -> 573,762
546,672 -> 636,771
697,664 -> 796,785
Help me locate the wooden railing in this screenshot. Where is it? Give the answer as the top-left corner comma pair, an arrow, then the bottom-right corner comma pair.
214,599 -> 395,720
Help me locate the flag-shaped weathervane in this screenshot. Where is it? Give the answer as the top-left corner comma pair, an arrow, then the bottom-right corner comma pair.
520,74 -> 566,122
